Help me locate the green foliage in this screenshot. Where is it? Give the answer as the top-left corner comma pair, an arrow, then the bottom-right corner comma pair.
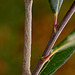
49,0 -> 63,14
39,30 -> 75,75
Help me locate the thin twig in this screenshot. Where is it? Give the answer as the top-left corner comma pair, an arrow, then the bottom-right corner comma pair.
53,14 -> 58,27
22,0 -> 33,75
32,1 -> 75,75
53,14 -> 58,32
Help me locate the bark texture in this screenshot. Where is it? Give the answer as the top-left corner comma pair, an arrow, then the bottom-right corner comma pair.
22,0 -> 33,75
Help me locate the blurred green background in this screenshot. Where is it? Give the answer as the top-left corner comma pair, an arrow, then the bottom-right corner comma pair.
0,0 -> 75,75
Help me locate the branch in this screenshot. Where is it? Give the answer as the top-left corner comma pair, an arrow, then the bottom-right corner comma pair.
32,1 -> 75,75
22,0 -> 33,75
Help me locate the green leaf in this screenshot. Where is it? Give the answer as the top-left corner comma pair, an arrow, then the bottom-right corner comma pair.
39,30 -> 75,75
49,0 -> 63,14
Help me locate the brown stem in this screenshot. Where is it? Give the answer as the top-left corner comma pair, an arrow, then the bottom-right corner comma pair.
42,1 -> 75,57
54,14 -> 58,26
22,0 -> 33,75
53,14 -> 58,32
32,1 -> 75,75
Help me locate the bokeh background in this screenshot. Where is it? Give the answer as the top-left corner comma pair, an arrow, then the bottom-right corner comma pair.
0,0 -> 75,75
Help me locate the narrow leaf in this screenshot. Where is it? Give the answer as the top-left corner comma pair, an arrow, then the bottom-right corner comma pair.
39,30 -> 75,75
49,0 -> 63,14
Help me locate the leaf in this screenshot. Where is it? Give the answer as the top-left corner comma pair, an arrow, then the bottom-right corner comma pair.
39,30 -> 75,75
49,0 -> 63,14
